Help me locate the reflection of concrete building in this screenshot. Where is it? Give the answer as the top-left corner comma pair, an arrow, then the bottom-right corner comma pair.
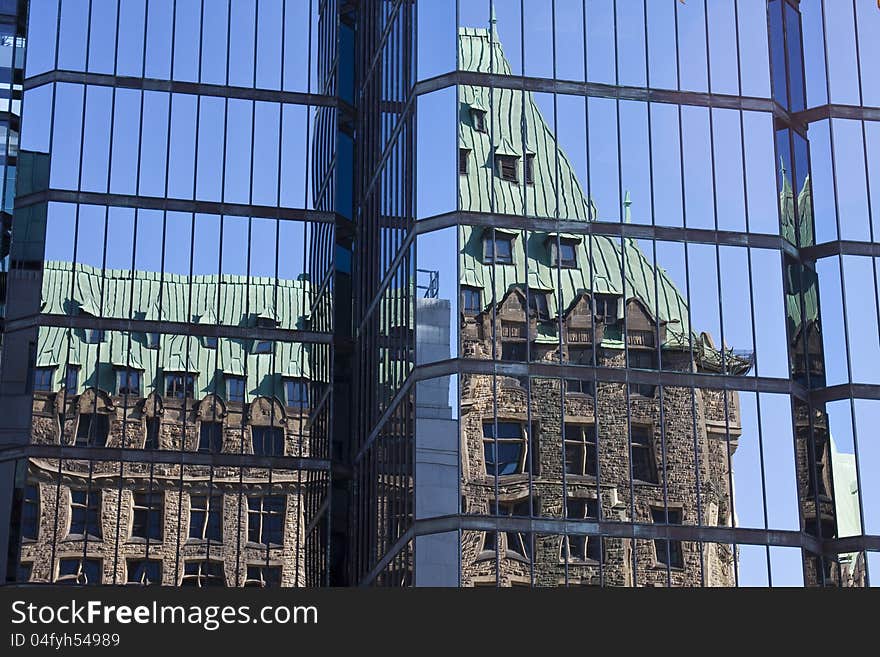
456,27 -> 751,587
15,262 -> 321,586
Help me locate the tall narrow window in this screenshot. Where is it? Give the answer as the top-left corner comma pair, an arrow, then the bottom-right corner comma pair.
564,424 -> 597,477
68,489 -> 102,539
252,426 -> 285,456
131,492 -> 163,541
181,561 -> 224,587
247,495 -> 286,545
33,367 -> 53,392
652,507 -> 684,569
528,291 -> 550,320
64,366 -> 79,391
20,484 -> 39,541
524,154 -> 535,184
76,413 -> 110,447
144,418 -> 160,449
459,148 -> 470,175
189,494 -> 223,542
562,498 -> 602,563
472,108 -> 487,133
630,426 -> 658,484
227,376 -> 246,403
198,422 -> 224,454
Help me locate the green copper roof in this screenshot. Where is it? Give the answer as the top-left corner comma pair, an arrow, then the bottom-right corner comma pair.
457,27 -> 745,366
36,261 -> 317,397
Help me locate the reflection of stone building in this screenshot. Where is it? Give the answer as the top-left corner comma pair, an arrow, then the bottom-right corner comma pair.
14,262 -> 320,586
456,26 -> 751,587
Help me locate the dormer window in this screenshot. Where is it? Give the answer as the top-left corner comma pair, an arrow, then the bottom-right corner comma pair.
459,148 -> 470,175
461,287 -> 482,316
558,242 -> 577,268
496,155 -> 519,183
472,108 -> 487,133
528,291 -> 550,320
525,154 -> 535,185
594,295 -> 618,320
483,234 -> 514,264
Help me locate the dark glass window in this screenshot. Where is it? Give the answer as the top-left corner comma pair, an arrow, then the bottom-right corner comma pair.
144,418 -> 160,449
525,154 -> 535,184
64,366 -> 79,391
483,422 -> 533,476
33,367 -> 53,391
528,291 -> 550,320
85,329 -> 105,344
57,558 -> 102,585
501,342 -> 527,362
131,492 -> 163,541
564,424 -> 597,477
631,426 -> 658,484
565,378 -> 595,395
145,332 -> 160,349
562,498 -> 602,563
181,561 -> 224,587
628,349 -> 657,397
652,508 -> 684,569
20,484 -> 39,541
285,379 -> 309,409
69,490 -> 101,538
496,155 -> 519,182
252,426 -> 285,456
165,373 -> 195,399
459,148 -> 469,175
557,241 -> 577,268
127,560 -> 162,585
484,499 -> 533,560
203,336 -> 218,349
117,369 -> 141,396
472,108 -> 487,133
461,287 -> 482,315
227,376 -> 246,403
76,413 -> 110,447
189,494 -> 222,542
247,496 -> 286,545
253,339 -> 273,354
483,235 -> 514,264
594,295 -> 618,320
244,565 -> 282,588
17,563 -> 32,584
198,422 -> 224,454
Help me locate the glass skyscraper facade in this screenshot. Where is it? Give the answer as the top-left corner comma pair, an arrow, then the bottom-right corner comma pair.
0,0 -> 878,588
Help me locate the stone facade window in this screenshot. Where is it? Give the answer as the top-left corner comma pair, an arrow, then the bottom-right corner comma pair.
285,379 -> 309,409
189,494 -> 222,542
131,492 -> 163,542
76,413 -> 110,447
56,557 -> 102,585
564,424 -> 597,477
630,426 -> 658,484
198,421 -> 224,454
247,495 -> 285,546
127,559 -> 162,585
459,148 -> 469,175
244,565 -> 282,588
181,560 -> 225,587
651,507 -> 683,569
565,378 -> 594,395
628,349 -> 657,398
482,498 -> 533,561
33,366 -> 53,392
20,484 -> 39,542
144,418 -> 160,449
117,369 -> 142,396
496,154 -> 519,182
561,498 -> 602,563
165,372 -> 195,399
482,421 -> 534,476
252,426 -> 285,456
227,376 -> 246,403
461,287 -> 482,316
68,489 -> 102,539
482,234 -> 514,264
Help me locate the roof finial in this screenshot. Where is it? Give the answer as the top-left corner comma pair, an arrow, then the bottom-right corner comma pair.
490,4 -> 497,33
623,190 -> 632,224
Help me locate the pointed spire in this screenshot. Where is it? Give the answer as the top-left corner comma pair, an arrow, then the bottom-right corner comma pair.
490,3 -> 498,37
